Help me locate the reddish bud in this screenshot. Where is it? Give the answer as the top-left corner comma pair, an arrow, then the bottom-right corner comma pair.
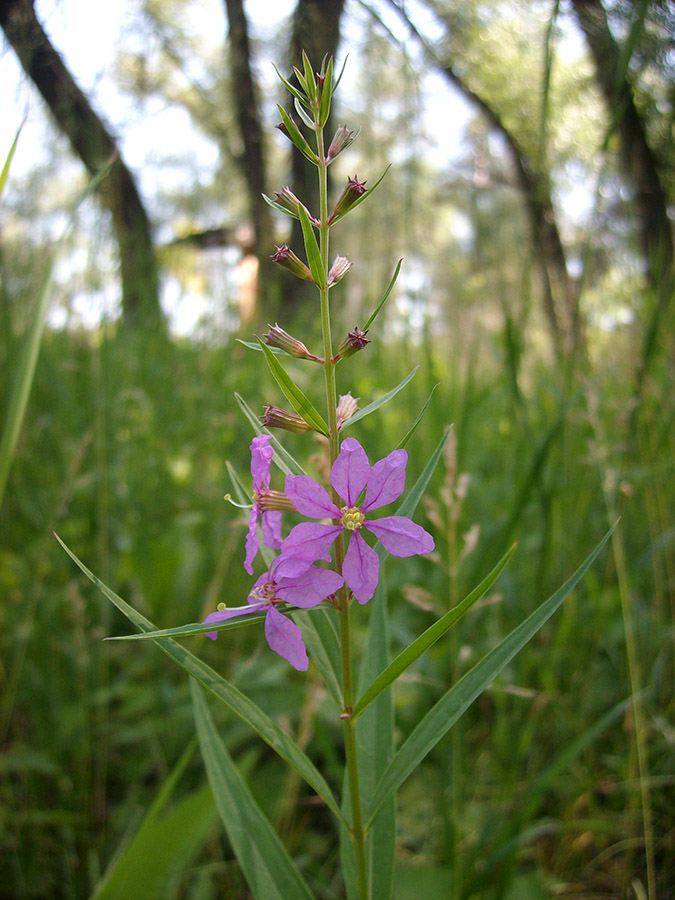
327,125 -> 356,161
336,327 -> 370,360
270,244 -> 313,281
264,324 -> 316,359
336,393 -> 359,429
261,405 -> 313,434
328,176 -> 367,224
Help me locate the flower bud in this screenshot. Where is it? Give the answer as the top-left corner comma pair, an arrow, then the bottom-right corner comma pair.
262,405 -> 313,434
327,125 -> 356,161
270,244 -> 313,281
256,489 -> 297,512
336,392 -> 359,429
336,327 -> 370,360
328,176 -> 367,224
270,188 -> 320,226
264,324 -> 314,359
327,255 -> 352,287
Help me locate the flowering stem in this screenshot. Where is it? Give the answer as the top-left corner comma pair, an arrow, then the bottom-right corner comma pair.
316,124 -> 369,900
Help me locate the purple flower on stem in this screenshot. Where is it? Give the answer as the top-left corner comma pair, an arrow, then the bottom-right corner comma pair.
245,435 -> 283,574
276,438 -> 435,604
202,563 -> 344,670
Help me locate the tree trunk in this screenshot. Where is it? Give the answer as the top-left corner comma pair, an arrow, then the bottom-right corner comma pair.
388,0 -> 581,359
570,0 -> 674,388
0,0 -> 162,328
223,0 -> 279,325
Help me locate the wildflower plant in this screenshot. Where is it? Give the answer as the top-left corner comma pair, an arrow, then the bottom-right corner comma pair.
57,52 -> 615,900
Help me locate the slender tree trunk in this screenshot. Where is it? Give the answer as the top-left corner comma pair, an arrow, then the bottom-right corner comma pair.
570,0 -> 674,389
387,0 -> 581,359
0,0 -> 162,328
223,0 -> 279,324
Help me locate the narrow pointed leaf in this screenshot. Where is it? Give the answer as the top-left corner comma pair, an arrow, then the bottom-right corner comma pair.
301,50 -> 317,100
396,384 -> 439,450
351,543 -> 518,722
273,64 -> 309,107
233,393 -> 307,476
318,56 -> 334,127
365,524 -> 617,826
363,259 -> 403,331
342,367 -> 418,429
192,682 -> 314,900
277,105 -> 318,164
226,458 -> 251,506
298,204 -> 325,286
294,97 -> 315,129
294,607 -> 342,707
105,615 -> 267,641
257,340 -> 329,436
55,535 -> 346,828
0,119 -> 24,199
390,425 -> 452,526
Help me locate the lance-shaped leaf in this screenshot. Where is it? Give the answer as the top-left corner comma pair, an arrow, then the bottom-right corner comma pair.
363,259 -> 403,331
298,204 -> 325,287
55,535 -> 347,829
351,544 -> 518,723
192,681 -> 315,900
364,524 -> 617,828
342,367 -> 418,429
396,384 -> 439,450
257,340 -> 329,436
317,56 -> 334,127
273,64 -> 309,107
277,105 -> 318,164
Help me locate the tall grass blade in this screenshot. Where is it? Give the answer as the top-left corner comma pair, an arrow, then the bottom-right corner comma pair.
191,681 -> 315,900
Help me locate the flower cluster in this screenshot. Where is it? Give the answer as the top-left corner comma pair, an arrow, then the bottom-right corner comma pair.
203,434 -> 434,669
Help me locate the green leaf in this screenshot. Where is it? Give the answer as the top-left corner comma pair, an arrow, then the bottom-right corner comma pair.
192,681 -> 315,900
318,56 -> 334,127
90,743 -> 216,900
233,393 -> 307,476
396,384 -> 439,450
351,543 -> 518,723
273,64 -> 309,107
390,425 -> 452,526
55,535 -> 347,829
301,50 -> 317,102
342,368 -> 418,430
294,97 -> 316,130
105,614 -> 267,641
298,204 -> 325,286
277,105 -> 318,164
365,523 -> 617,827
0,119 -> 24,200
257,340 -> 329,436
236,338 -> 286,353
363,259 -> 403,331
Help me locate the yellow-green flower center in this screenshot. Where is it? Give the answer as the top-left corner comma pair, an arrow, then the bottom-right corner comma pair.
250,580 -> 277,604
340,506 -> 365,530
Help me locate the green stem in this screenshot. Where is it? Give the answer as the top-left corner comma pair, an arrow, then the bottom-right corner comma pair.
316,124 -> 369,900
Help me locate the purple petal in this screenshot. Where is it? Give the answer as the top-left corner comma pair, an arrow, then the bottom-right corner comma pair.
362,449 -> 407,512
365,515 -> 435,557
265,606 -> 308,670
330,437 -> 369,506
276,523 -> 341,575
203,601 -> 267,640
275,566 -> 344,608
343,531 -> 379,604
262,510 -> 282,549
244,505 -> 260,575
285,475 -> 340,519
250,434 -> 273,491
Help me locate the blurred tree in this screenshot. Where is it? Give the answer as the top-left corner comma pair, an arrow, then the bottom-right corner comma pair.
0,0 -> 163,329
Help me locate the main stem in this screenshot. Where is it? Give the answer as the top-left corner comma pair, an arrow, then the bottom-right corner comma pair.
316,129 -> 369,900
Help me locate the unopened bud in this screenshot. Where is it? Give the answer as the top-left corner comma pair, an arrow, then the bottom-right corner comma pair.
327,255 -> 352,287
327,125 -> 356,161
270,187 -> 319,225
262,405 -> 313,434
336,393 -> 359,429
336,327 -> 370,360
264,324 -> 315,359
328,176 -> 367,224
255,489 -> 297,512
270,244 -> 313,281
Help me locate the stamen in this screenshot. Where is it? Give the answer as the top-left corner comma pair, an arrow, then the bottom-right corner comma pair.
340,506 -> 365,530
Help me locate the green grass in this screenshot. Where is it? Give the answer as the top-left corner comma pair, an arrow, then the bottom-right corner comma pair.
0,313 -> 672,898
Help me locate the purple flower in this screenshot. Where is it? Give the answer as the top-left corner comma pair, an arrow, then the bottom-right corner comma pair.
245,435 -> 282,575
276,438 -> 434,604
202,563 -> 344,670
